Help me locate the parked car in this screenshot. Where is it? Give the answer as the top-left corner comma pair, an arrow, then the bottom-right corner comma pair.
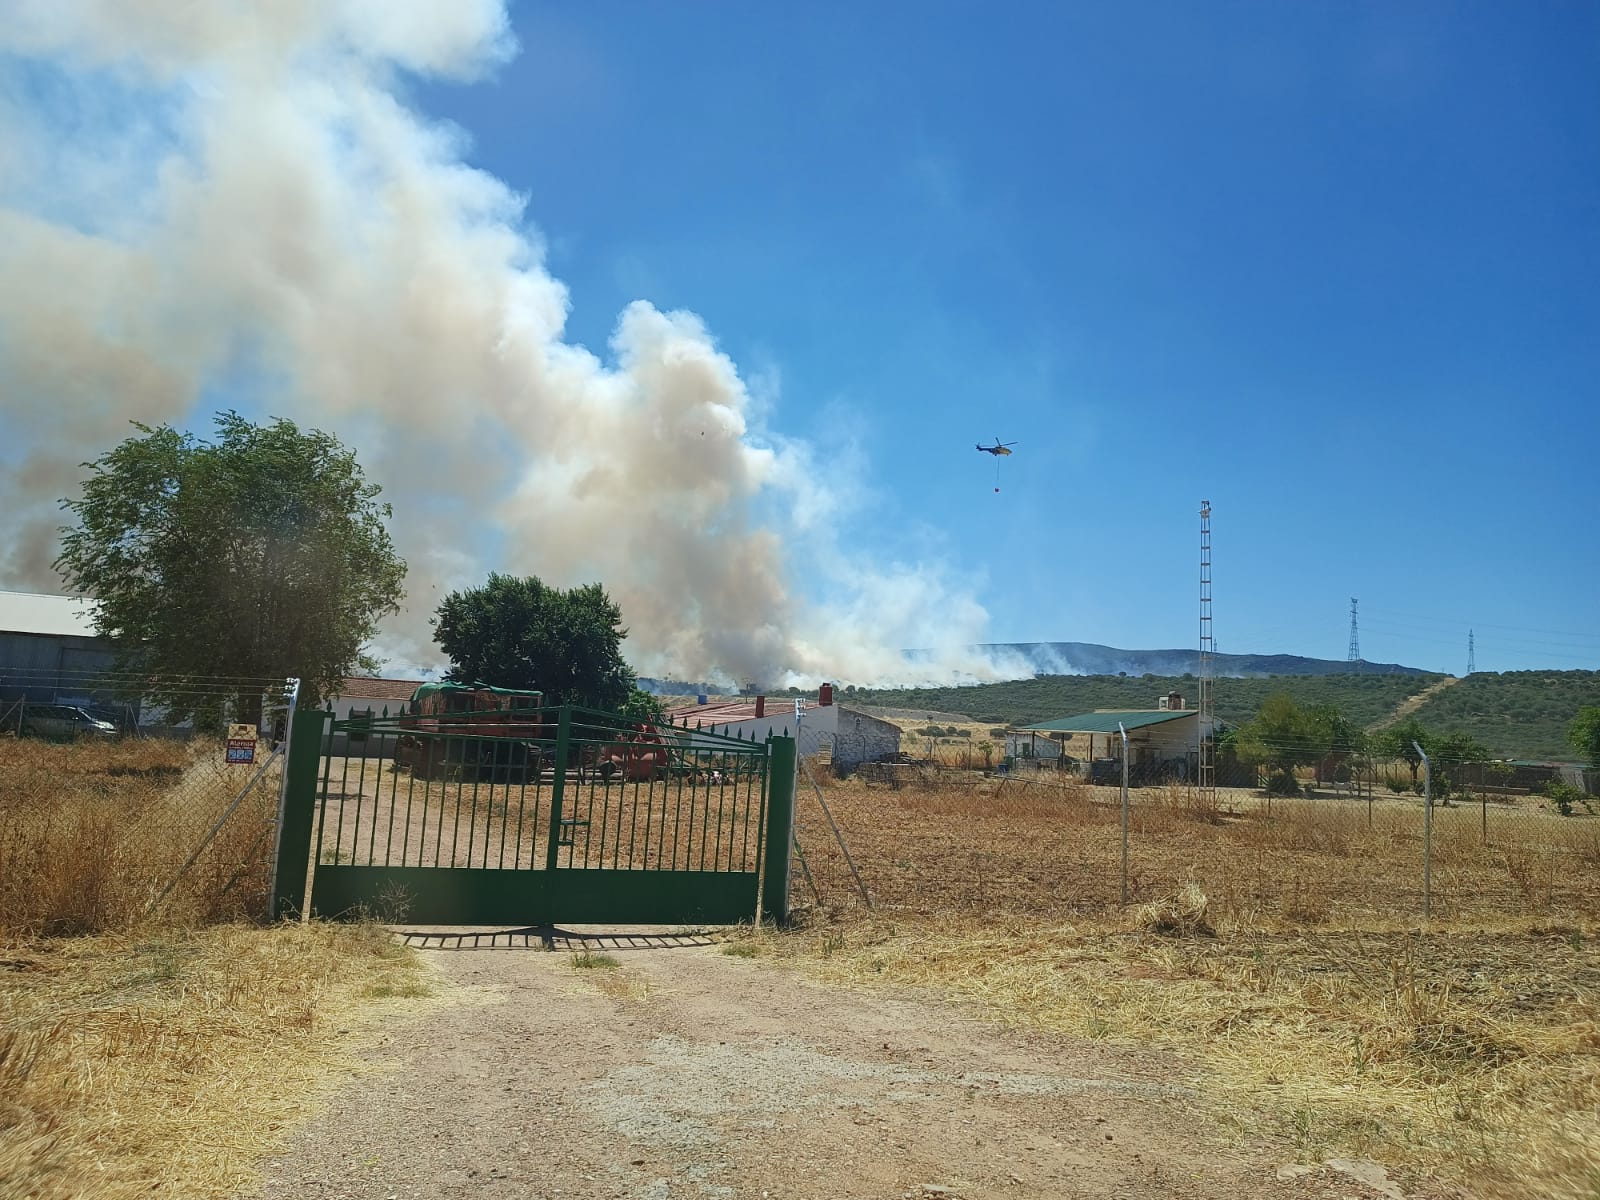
19,704 -> 119,741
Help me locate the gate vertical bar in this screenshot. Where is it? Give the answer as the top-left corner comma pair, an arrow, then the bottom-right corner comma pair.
761,735 -> 797,925
270,705 -> 330,920
545,706 -> 573,872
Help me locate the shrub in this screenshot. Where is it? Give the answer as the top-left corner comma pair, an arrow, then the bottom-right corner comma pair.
1543,780 -> 1590,817
1265,771 -> 1301,796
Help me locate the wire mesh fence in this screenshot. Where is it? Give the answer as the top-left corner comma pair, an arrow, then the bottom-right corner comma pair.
0,672 -> 295,937
792,746 -> 1600,925
6,666 -> 1594,936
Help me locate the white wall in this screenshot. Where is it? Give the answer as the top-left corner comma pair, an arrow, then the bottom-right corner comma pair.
1006,731 -> 1063,760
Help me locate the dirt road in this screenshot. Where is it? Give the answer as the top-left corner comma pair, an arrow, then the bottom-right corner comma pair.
246,928 -> 1419,1200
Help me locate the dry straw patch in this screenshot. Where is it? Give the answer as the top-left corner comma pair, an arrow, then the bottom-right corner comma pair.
795,772 -> 1600,925
756,911 -> 1599,1200
782,772 -> 1600,1198
0,920 -> 440,1199
0,737 -> 277,937
1,738 -> 445,1196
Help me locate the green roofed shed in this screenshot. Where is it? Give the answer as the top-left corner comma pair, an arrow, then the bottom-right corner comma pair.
1017,710 -> 1194,734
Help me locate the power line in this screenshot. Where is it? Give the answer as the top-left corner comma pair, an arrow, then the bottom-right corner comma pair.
1363,605 -> 1600,645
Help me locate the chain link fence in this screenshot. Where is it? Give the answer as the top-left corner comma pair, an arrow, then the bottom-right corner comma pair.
792,743 -> 1600,924
0,674 -> 294,937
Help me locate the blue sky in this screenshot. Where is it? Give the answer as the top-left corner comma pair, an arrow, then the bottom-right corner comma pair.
3,3 -> 1594,680
397,2 -> 1599,674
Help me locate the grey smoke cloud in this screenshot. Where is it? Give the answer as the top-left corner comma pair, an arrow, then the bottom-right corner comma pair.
0,1 -> 1022,688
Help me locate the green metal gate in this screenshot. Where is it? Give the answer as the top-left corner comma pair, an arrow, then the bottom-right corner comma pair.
271,704 -> 796,926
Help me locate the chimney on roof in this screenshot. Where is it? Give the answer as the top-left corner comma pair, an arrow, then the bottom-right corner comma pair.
754,695 -> 766,718
819,683 -> 834,707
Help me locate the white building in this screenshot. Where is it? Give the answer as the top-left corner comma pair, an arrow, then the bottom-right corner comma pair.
667,692 -> 837,758
664,684 -> 902,769
1010,696 -> 1214,785
321,676 -> 427,757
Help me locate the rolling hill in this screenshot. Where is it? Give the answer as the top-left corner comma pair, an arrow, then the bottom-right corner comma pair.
832,669 -> 1600,762
1404,670 -> 1600,760
975,642 -> 1429,678
839,672 -> 1447,732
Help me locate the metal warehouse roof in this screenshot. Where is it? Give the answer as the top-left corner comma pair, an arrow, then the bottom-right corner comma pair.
1017,710 -> 1197,734
0,589 -> 99,638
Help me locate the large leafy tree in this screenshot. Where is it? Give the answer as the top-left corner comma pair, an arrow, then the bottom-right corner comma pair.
56,413 -> 406,724
1235,693 -> 1329,794
1569,706 -> 1600,768
432,573 -> 646,712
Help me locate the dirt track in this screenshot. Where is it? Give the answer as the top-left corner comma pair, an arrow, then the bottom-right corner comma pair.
245,928 -> 1425,1200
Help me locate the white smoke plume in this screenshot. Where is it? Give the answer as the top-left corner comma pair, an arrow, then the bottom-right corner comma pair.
0,1 -> 1020,688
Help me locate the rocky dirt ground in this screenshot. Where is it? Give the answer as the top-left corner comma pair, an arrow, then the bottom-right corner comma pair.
244,927 -> 1432,1200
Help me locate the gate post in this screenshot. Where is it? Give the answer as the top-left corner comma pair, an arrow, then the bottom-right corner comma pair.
270,706 -> 330,920
761,734 -> 797,926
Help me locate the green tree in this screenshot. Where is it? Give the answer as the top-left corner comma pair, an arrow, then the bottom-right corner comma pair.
56,413 -> 405,725
1305,703 -> 1365,785
1568,706 -> 1600,768
616,686 -> 667,726
1375,717 -> 1430,785
1427,730 -> 1492,798
1235,694 -> 1328,795
432,573 -> 639,711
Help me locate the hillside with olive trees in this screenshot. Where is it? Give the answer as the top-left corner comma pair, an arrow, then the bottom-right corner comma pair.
836,669 -> 1600,761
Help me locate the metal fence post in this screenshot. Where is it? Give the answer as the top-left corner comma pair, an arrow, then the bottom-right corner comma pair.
269,704 -> 329,920
1415,740 -> 1432,920
762,734 -> 797,926
265,677 -> 301,916
1119,722 -> 1130,905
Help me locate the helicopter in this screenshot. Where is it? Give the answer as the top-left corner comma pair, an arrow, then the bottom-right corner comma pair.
975,439 -> 1016,456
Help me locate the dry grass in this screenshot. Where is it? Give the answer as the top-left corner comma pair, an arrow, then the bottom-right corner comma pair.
755,911 -> 1599,1200
0,737 -> 279,938
0,919 -> 437,1199
0,738 -> 442,1196
775,773 -> 1600,1199
795,773 -> 1600,925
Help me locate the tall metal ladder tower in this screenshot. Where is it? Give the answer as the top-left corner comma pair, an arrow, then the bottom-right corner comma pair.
1198,501 -> 1215,808
1347,598 -> 1360,670
1467,629 -> 1475,675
